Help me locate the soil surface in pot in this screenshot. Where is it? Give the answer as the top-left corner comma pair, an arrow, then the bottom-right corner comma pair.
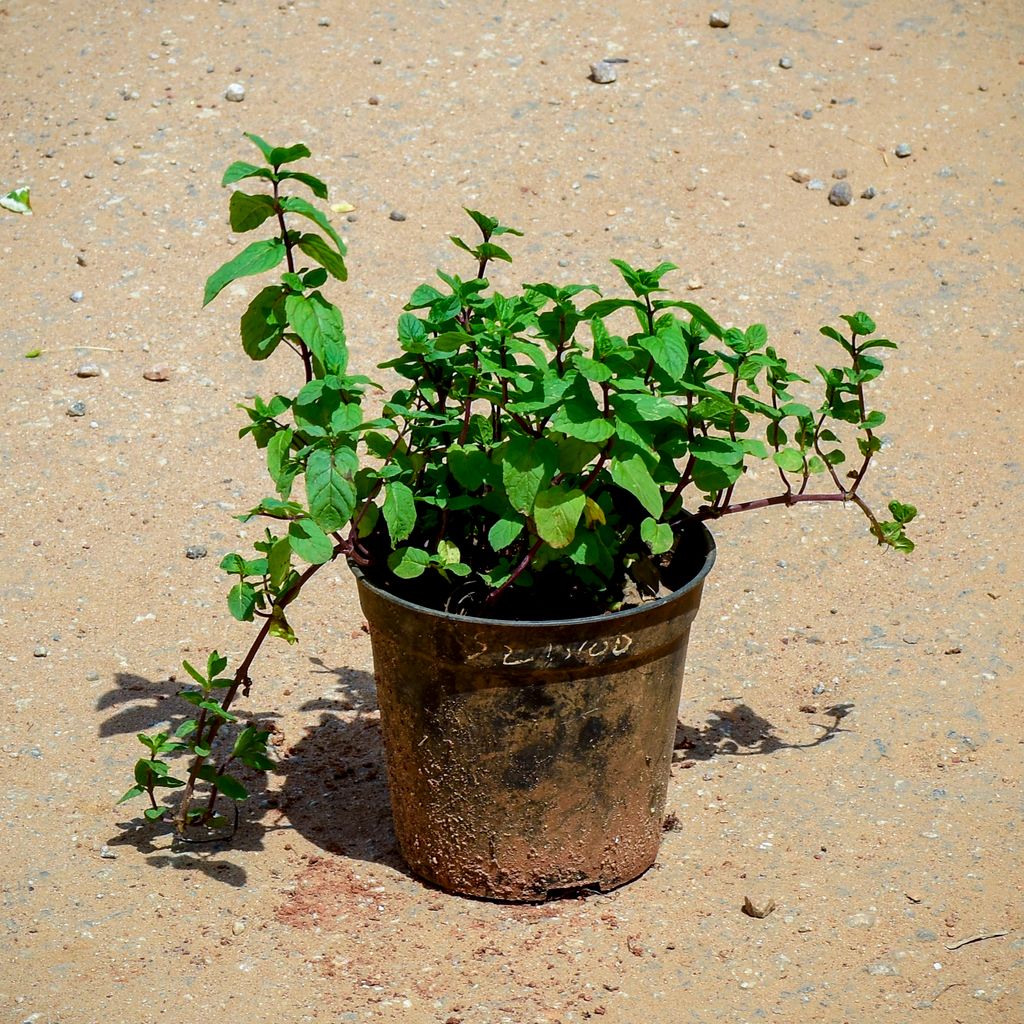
2,2 -> 1021,1022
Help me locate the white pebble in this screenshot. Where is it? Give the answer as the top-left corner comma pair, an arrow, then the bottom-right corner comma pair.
225,83 -> 246,102
590,61 -> 617,84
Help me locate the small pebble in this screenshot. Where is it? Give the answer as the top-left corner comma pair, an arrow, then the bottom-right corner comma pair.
225,83 -> 246,102
686,277 -> 704,291
76,253 -> 88,266
232,920 -> 246,935
812,682 -> 826,695
590,61 -> 617,84
317,16 -> 330,26
861,186 -> 877,199
789,169 -> 811,183
85,670 -> 100,681
346,213 -> 358,223
847,912 -> 877,928
113,156 -> 126,166
185,545 -> 208,560
866,963 -> 899,977
143,366 -> 171,382
828,181 -> 853,206
388,210 -> 407,222
806,179 -> 826,191
709,11 -> 731,28
557,258 -> 569,268
367,95 -> 380,105
832,168 -> 847,179
70,290 -> 84,303
801,109 -> 814,119
33,646 -> 48,658
895,143 -> 912,158
76,364 -> 100,378
779,56 -> 793,69
100,845 -> 117,859
868,42 -> 883,51
105,112 -> 118,121
67,401 -> 87,418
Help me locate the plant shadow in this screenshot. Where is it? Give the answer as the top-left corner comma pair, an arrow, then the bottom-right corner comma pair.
674,702 -> 855,761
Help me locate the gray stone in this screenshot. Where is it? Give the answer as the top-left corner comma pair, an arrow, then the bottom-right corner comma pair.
76,363 -> 100,378
185,545 -> 208,560
779,56 -> 793,69
317,16 -> 330,26
801,109 -> 814,119
70,290 -> 84,303
828,181 -> 853,206
33,645 -> 48,658
388,210 -> 407,222
709,11 -> 731,28
225,82 -> 246,102
812,682 -> 826,695
847,911 -> 877,928
790,168 -> 811,183
916,929 -> 938,941
807,179 -> 826,191
866,962 -> 899,976
590,61 -> 617,84
832,168 -> 848,179
861,186 -> 877,199
67,401 -> 87,418
895,143 -> 912,158
100,845 -> 117,859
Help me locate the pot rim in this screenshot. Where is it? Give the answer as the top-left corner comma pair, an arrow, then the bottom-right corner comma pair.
350,518 -> 716,630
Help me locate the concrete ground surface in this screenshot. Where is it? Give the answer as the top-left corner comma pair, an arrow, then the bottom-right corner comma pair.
1,0 -> 1021,1021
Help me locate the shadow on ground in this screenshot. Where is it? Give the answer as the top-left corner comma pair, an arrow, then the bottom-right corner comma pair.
674,702 -> 854,760
97,665 -> 853,886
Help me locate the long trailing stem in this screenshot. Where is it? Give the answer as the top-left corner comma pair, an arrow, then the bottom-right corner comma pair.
173,558 -> 327,832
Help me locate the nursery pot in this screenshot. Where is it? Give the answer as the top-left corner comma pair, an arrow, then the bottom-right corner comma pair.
353,519 -> 716,901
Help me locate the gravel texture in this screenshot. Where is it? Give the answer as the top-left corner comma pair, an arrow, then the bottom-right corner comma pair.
1,2 -> 1021,1022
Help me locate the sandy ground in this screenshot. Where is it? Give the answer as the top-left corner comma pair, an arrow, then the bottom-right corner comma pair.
2,0 -> 1022,1021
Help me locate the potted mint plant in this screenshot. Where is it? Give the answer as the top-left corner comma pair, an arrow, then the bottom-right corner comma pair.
119,135 -> 916,900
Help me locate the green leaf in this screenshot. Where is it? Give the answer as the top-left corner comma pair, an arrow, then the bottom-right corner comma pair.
691,459 -> 742,492
448,445 -> 491,490
222,161 -> 275,186
488,515 -> 525,551
744,323 -> 768,349
888,500 -> 917,525
213,773 -> 249,801
288,518 -> 335,564
228,191 -> 277,232
641,518 -> 674,555
277,170 -> 328,199
24,348 -> 42,358
533,486 -> 586,549
1,186 -> 32,215
773,448 -> 805,473
285,292 -> 347,373
382,481 -> 416,545
280,196 -> 346,252
860,410 -> 886,430
550,379 -> 614,443
295,232 -> 347,281
841,312 -> 876,336
609,452 -> 663,518
270,606 -> 298,644
116,785 -> 145,805
638,319 -> 687,381
305,447 -> 357,532
144,806 -> 169,821
267,428 -> 294,492
268,535 -> 291,589
388,546 -> 431,579
240,285 -> 287,360
688,437 -> 745,466
203,238 -> 286,306
227,582 -> 257,621
182,659 -> 208,688
501,436 -> 558,514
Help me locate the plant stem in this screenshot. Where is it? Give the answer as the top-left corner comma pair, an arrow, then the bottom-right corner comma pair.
483,537 -> 544,609
173,558 -> 326,832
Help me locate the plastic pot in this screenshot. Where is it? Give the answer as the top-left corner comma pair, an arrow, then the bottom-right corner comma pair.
353,519 -> 716,901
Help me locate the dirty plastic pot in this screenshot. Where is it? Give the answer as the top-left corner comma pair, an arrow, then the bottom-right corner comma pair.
353,518 -> 716,901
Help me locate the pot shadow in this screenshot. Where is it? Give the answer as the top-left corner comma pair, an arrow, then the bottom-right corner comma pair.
674,702 -> 854,761
273,658 -> 411,878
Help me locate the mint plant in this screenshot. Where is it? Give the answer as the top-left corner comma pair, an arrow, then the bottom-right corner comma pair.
120,134 -> 916,834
